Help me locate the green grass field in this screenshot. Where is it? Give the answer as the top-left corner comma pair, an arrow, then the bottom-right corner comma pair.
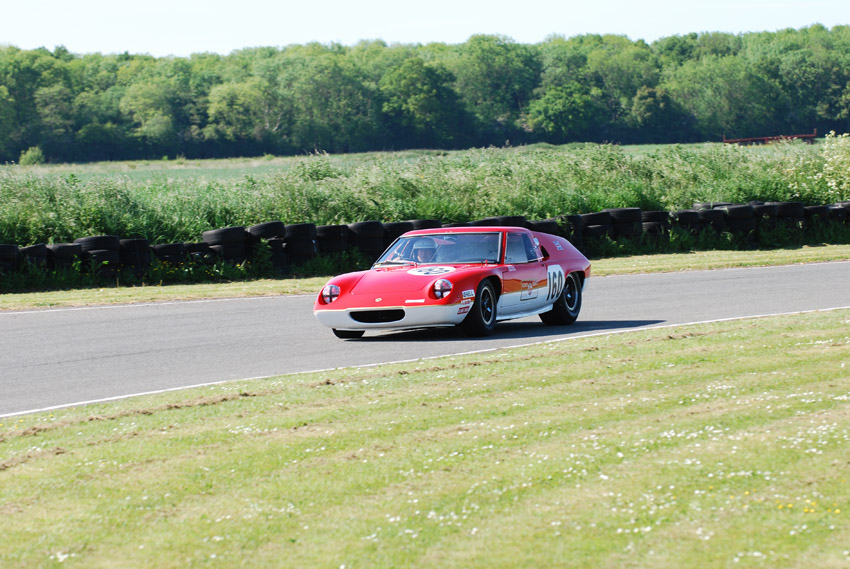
2,307 -> 849,568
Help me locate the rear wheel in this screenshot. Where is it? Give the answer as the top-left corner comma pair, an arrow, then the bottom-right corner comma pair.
540,272 -> 582,326
462,280 -> 498,336
333,329 -> 365,339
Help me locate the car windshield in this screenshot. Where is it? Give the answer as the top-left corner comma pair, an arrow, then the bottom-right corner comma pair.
375,233 -> 502,266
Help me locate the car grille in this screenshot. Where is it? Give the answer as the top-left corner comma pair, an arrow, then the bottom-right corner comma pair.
350,309 -> 405,323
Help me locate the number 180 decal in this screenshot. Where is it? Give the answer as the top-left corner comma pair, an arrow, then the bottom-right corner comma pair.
546,264 -> 566,301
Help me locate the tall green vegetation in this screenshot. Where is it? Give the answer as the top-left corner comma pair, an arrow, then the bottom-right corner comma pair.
1,139 -> 847,247
1,25 -> 850,163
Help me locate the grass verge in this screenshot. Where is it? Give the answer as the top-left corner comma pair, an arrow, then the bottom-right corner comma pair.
2,308 -> 849,568
2,244 -> 849,312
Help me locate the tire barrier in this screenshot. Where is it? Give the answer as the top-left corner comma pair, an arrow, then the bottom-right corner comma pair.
19,244 -> 48,268
202,226 -> 248,264
1,201 -> 849,290
283,223 -> 318,265
46,243 -> 82,269
348,221 -> 385,262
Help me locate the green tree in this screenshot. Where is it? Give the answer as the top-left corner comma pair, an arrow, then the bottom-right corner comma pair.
527,83 -> 605,142
448,35 -> 541,144
379,57 -> 467,147
661,55 -> 778,139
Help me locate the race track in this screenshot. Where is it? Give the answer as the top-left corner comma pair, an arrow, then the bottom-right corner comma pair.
2,261 -> 849,417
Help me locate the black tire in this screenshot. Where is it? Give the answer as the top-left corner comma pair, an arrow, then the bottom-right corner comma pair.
247,221 -> 286,240
641,210 -> 670,224
348,221 -> 384,238
202,226 -> 246,245
604,207 -> 642,223
771,202 -> 805,219
540,272 -> 582,326
408,219 -> 442,230
580,211 -> 612,226
284,223 -> 317,241
720,204 -> 755,220
526,219 -> 563,235
333,329 -> 365,339
462,280 -> 498,336
74,235 -> 120,253
582,224 -> 613,239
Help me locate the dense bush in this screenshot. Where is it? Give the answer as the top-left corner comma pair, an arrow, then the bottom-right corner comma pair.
1,140 -> 847,247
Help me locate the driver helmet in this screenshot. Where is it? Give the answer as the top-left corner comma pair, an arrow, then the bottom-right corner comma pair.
411,238 -> 436,262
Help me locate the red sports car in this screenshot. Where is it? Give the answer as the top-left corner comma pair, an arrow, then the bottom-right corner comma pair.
313,226 -> 591,338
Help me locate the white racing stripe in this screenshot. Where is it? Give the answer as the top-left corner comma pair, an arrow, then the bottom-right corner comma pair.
3,304 -> 849,419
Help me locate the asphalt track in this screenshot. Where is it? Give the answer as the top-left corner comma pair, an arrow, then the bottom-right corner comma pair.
2,261 -> 849,417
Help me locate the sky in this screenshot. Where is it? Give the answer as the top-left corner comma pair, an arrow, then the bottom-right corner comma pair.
2,0 -> 848,57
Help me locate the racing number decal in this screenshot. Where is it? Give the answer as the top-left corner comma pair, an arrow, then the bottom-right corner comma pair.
546,264 -> 566,302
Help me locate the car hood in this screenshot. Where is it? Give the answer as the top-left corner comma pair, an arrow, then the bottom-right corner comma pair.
350,265 -> 475,294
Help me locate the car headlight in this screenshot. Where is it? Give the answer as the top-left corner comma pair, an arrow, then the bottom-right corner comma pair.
321,284 -> 341,304
433,279 -> 453,299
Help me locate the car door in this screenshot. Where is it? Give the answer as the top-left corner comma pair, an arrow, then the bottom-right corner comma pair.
499,232 -> 548,315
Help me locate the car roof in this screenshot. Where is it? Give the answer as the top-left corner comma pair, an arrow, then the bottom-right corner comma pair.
402,226 -> 529,237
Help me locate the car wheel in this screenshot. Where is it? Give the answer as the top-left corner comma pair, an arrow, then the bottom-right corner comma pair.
462,280 -> 498,336
540,272 -> 582,326
333,329 -> 365,339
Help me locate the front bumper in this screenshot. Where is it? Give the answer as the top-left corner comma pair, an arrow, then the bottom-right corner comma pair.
314,302 -> 468,330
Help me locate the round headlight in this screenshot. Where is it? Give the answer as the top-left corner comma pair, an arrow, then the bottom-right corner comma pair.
433,279 -> 453,299
321,284 -> 340,304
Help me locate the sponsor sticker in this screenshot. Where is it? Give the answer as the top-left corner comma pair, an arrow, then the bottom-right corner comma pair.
405,299 -> 426,304
407,266 -> 455,276
461,298 -> 473,306
462,289 -> 475,299
457,306 -> 471,315
554,240 -> 564,251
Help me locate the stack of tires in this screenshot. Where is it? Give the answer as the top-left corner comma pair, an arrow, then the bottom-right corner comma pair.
119,239 -> 152,275
604,208 -> 642,239
348,221 -> 385,262
382,221 -> 414,248
771,201 -> 806,230
408,219 -> 442,231
641,211 -> 670,238
19,244 -> 48,268
670,210 -> 703,233
184,242 -> 214,264
579,211 -> 613,239
202,226 -> 249,264
469,215 -> 528,228
74,235 -> 120,278
151,243 -> 186,265
47,243 -> 82,270
804,205 -> 831,228
526,218 -> 563,236
243,221 -> 287,274
719,204 -> 757,235
698,208 -> 726,233
316,225 -> 350,255
0,244 -> 19,273
283,223 -> 318,266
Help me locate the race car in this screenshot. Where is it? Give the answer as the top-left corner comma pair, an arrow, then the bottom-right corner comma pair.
313,226 -> 591,338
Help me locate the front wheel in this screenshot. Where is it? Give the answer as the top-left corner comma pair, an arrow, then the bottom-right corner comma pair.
333,329 -> 365,339
540,272 -> 582,326
462,280 -> 498,336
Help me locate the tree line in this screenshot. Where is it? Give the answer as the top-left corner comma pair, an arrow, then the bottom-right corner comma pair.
2,24 -> 850,163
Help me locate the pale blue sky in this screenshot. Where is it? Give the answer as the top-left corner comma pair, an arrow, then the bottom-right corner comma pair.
3,0 -> 848,56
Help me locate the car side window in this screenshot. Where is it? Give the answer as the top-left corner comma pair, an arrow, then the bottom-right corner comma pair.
505,233 -> 531,264
523,234 -> 542,262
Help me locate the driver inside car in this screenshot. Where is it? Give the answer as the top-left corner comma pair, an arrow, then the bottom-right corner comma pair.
411,238 -> 436,263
